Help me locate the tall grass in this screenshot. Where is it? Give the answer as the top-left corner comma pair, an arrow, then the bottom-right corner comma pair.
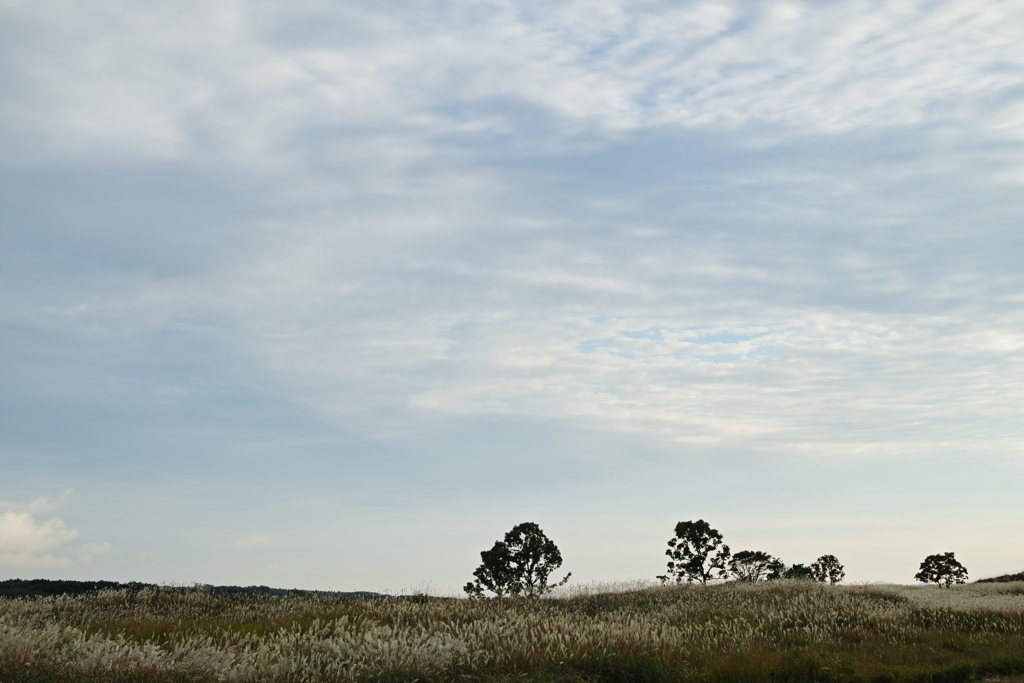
2,580 -> 1024,683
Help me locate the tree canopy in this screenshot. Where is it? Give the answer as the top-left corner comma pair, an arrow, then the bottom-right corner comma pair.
728,550 -> 776,582
464,522 -> 571,598
783,563 -> 815,580
915,552 -> 968,588
811,555 -> 846,584
658,519 -> 731,584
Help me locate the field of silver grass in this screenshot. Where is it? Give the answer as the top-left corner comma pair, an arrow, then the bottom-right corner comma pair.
3,580 -> 1024,683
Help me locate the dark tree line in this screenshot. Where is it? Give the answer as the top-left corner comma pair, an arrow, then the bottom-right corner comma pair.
0,579 -> 141,598
656,520 -> 846,585
465,518 -> 973,598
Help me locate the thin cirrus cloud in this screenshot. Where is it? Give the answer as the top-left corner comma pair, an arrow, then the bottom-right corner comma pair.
1,0 -> 1022,162
1,0 -> 1023,587
2,1 -> 1021,446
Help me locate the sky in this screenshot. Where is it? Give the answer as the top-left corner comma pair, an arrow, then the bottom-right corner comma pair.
1,0 -> 1023,593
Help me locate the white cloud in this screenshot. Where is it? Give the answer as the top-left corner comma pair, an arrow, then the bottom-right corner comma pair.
0,511 -> 79,567
0,493 -> 115,568
0,511 -> 78,553
230,533 -> 277,550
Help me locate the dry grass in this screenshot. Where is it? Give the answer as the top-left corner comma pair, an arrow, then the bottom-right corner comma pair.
2,580 -> 1024,683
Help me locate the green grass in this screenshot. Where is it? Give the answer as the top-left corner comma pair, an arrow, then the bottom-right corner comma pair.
2,580 -> 1023,683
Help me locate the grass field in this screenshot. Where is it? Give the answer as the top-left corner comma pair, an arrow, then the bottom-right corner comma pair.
2,580 -> 1024,683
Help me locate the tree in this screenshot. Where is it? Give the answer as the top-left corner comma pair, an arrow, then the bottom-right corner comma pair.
915,552 -> 968,588
811,555 -> 845,584
783,563 -> 815,580
657,519 -> 731,585
464,522 -> 571,598
766,557 -> 786,581
728,550 -> 777,582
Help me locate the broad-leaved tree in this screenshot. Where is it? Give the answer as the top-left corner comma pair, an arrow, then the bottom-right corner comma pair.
811,554 -> 845,584
658,519 -> 730,584
915,552 -> 968,588
728,550 -> 776,582
465,522 -> 571,598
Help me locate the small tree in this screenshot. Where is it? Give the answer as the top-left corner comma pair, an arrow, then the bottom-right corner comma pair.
729,550 -> 777,582
783,563 -> 815,580
657,519 -> 730,584
464,522 -> 571,598
915,552 -> 968,588
766,557 -> 786,581
811,554 -> 845,584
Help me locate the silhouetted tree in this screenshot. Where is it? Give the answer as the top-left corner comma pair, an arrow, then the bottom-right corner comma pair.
811,555 -> 845,584
915,552 -> 968,588
783,563 -> 815,580
766,557 -> 787,580
464,522 -> 571,598
728,550 -> 777,582
657,519 -> 730,584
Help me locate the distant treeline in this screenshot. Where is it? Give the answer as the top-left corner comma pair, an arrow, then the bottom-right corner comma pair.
4,572 -> 1022,600
0,579 -> 383,600
0,579 -> 147,598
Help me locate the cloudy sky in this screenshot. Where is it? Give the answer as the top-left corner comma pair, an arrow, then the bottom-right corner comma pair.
2,0 -> 1023,591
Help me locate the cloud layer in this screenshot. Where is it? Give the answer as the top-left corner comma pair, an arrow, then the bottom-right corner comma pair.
1,0 -> 1023,587
4,0 -> 1024,160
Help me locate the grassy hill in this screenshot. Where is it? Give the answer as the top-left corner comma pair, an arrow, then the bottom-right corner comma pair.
2,580 -> 1024,682
977,571 -> 1024,584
